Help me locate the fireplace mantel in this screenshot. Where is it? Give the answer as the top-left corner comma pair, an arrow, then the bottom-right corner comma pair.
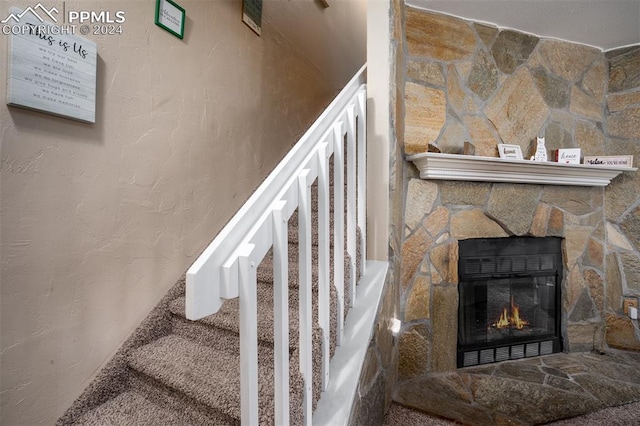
406,153 -> 637,187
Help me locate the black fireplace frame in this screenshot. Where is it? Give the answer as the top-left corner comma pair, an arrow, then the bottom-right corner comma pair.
457,237 -> 563,368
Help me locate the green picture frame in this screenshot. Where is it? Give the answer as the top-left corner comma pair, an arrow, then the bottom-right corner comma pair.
155,0 -> 185,39
242,0 -> 262,36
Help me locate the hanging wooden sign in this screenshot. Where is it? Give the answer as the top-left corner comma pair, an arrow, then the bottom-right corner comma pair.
6,8 -> 97,123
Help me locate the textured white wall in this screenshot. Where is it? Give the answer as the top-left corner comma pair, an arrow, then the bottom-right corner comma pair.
264,0 -> 367,90
0,1 -> 333,424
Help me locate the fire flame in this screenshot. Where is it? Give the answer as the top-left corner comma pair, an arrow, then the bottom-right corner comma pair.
493,296 -> 529,330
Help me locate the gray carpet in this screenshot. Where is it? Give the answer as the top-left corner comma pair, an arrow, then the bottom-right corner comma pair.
57,162 -> 360,424
547,401 -> 640,425
384,403 -> 460,425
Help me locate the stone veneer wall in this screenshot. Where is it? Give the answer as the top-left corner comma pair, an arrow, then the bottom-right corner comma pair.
603,45 -> 640,350
395,5 -> 639,380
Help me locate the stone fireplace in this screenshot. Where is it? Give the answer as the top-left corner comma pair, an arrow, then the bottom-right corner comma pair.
392,5 -> 639,383
457,236 -> 563,367
398,178 -> 607,378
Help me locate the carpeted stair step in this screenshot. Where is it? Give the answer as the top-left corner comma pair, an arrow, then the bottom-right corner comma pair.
255,246 -> 352,318
169,282 -> 302,350
256,246 -> 321,288
256,246 -> 352,290
127,334 -> 306,425
260,247 -> 353,321
126,372 -> 239,425
286,189 -> 361,283
168,312 -> 326,418
171,312 -> 255,354
288,210 -> 341,246
71,390 -> 199,426
310,183 -> 335,213
170,280 -> 339,356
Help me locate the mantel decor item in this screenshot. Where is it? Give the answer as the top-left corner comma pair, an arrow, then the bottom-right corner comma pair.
556,148 -> 581,164
531,137 -> 547,162
498,144 -> 523,160
155,0 -> 185,39
584,155 -> 634,167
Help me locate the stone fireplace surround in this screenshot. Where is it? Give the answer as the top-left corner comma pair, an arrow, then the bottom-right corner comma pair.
393,162 -> 640,424
393,6 -> 640,383
398,174 -> 609,377
401,154 -> 636,371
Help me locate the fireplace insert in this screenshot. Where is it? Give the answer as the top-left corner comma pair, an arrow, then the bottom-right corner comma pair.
457,237 -> 562,368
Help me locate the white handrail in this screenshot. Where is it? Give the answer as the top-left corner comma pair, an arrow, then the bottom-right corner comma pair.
186,65 -> 367,425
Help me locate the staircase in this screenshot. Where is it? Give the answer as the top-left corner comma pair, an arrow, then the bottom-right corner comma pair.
58,66 -> 388,425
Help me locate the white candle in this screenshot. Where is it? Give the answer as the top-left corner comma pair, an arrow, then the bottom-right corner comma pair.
630,306 -> 638,320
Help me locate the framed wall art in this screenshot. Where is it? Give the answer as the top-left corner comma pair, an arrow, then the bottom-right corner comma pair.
242,0 -> 262,35
155,0 -> 185,39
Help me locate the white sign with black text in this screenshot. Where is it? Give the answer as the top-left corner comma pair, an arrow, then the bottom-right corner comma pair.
6,7 -> 97,123
556,148 -> 581,164
498,144 -> 523,160
584,155 -> 634,168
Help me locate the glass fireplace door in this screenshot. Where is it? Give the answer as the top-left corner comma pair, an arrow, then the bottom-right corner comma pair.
457,237 -> 562,367
459,276 -> 558,347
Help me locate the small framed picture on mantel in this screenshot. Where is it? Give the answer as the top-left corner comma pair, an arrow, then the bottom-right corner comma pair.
498,144 -> 523,160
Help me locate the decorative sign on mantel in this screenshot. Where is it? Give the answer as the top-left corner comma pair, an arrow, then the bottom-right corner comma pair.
584,155 -> 634,168
497,144 -> 523,160
556,148 -> 581,164
6,8 -> 97,123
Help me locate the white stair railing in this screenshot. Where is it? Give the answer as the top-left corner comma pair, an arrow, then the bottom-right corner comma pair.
186,65 -> 367,425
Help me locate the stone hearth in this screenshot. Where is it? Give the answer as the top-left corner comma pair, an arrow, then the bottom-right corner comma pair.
394,349 -> 640,425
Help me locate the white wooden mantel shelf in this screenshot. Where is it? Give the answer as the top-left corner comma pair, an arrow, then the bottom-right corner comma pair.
406,152 -> 637,187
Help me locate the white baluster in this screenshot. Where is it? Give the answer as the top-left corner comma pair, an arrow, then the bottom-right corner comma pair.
346,106 -> 357,307
317,143 -> 330,391
357,87 -> 367,276
238,244 -> 258,426
272,201 -> 289,425
298,170 -> 313,425
332,122 -> 345,345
